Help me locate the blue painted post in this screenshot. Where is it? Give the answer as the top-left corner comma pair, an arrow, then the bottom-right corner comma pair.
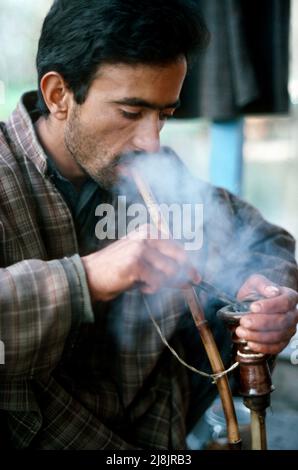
210,119 -> 244,196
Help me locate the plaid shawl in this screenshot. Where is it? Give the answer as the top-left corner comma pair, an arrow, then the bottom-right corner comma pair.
0,92 -> 297,449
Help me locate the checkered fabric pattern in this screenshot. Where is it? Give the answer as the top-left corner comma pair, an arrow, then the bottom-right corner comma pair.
0,92 -> 297,449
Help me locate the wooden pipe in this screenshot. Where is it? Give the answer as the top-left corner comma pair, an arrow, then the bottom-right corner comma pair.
218,303 -> 274,450
130,167 -> 241,449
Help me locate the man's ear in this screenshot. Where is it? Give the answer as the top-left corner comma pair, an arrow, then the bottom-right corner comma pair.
39,72 -> 72,120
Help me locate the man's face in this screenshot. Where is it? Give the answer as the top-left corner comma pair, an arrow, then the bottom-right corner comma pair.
64,58 -> 187,188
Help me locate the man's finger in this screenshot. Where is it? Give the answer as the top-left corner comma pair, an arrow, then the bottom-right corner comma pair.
138,259 -> 168,293
237,274 -> 280,300
240,273 -> 278,291
143,246 -> 179,279
250,291 -> 298,315
236,325 -> 296,344
239,311 -> 297,332
246,340 -> 289,355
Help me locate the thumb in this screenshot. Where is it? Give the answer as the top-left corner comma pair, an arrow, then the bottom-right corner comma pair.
237,274 -> 280,301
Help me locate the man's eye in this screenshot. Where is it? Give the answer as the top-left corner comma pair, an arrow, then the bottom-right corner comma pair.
121,110 -> 141,120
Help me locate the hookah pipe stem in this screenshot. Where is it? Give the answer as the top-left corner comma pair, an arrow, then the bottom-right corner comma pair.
251,410 -> 267,450
131,167 -> 241,448
194,280 -> 244,311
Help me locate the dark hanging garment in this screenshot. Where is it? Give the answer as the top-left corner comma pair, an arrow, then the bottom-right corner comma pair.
176,0 -> 290,120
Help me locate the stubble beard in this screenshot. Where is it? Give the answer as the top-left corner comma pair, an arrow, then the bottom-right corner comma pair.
64,107 -> 120,190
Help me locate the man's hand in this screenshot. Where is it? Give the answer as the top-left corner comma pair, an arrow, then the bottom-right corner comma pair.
235,274 -> 298,354
82,224 -> 201,302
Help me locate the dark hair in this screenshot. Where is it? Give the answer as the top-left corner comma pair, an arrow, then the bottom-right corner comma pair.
36,0 -> 209,115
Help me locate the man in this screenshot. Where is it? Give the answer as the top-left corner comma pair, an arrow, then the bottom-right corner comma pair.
0,0 -> 297,450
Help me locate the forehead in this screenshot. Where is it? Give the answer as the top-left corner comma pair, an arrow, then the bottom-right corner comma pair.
88,59 -> 187,103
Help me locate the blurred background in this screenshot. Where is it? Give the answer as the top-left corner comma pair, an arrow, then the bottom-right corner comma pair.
0,0 -> 297,450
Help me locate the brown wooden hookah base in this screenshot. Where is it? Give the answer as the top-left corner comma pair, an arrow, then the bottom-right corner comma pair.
218,301 -> 274,450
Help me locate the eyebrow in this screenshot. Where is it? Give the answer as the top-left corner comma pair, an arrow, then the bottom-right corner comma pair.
110,97 -> 181,111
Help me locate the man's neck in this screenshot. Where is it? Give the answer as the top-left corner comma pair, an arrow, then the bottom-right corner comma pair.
34,116 -> 88,189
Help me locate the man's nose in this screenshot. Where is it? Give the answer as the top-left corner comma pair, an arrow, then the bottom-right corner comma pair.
132,120 -> 161,153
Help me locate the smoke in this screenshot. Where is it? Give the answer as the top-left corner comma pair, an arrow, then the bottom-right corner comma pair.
114,149 -> 205,249
112,147 -> 250,288
98,147 -> 289,352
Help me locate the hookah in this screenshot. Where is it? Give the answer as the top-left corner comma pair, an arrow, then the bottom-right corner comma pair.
217,300 -> 274,450
127,165 -> 274,450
